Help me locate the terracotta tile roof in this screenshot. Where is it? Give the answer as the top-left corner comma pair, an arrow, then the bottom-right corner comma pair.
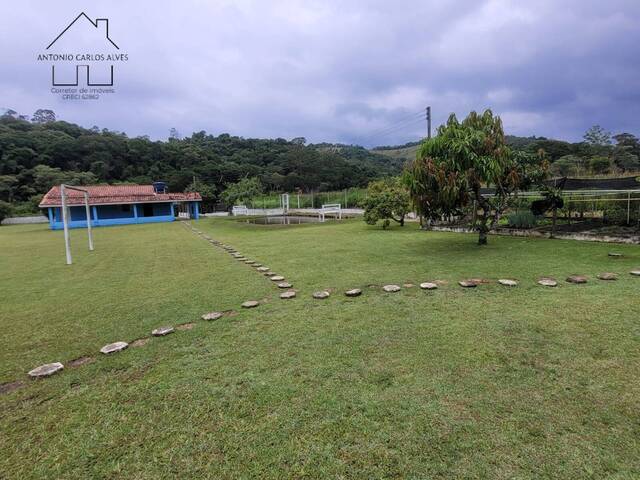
39,184 -> 202,207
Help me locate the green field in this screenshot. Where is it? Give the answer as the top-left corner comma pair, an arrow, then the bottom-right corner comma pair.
1,219 -> 639,479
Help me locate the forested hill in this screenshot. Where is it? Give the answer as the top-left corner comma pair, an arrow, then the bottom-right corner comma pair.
0,116 -> 403,210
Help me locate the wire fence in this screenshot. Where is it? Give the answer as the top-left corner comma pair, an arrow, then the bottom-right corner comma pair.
244,188 -> 369,210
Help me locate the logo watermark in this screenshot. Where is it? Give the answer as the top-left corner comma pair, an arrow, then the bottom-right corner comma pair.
37,12 -> 128,100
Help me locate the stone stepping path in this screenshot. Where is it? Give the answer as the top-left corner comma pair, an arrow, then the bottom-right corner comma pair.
345,288 -> 362,297
28,362 -> 64,378
313,291 -> 330,299
631,270 -> 640,276
597,272 -> 617,280
498,279 -> 518,287
608,252 -> 623,257
202,311 -> 223,321
185,227 -> 297,294
100,341 -> 128,354
538,277 -> 558,287
280,291 -> 296,299
277,282 -> 292,288
382,284 -> 401,292
420,282 -> 438,290
152,326 -> 175,336
242,300 -> 260,308
458,280 -> 477,288
566,275 -> 588,284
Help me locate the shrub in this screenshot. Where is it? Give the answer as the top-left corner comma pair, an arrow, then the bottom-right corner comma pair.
0,201 -> 12,224
507,210 -> 538,229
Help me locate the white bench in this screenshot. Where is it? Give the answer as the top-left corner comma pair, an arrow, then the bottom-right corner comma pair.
232,205 -> 249,216
319,203 -> 342,222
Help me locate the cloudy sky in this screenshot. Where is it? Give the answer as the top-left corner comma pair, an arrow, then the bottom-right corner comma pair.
1,0 -> 639,146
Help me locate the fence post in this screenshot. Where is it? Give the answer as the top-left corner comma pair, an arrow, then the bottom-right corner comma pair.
627,192 -> 631,225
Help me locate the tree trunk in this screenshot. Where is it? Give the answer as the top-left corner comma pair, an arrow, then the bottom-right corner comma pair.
478,228 -> 488,245
399,215 -> 405,227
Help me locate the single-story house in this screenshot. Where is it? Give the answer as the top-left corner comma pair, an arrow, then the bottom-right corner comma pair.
39,183 -> 201,230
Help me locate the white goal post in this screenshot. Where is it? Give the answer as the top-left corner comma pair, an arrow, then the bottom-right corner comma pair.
60,184 -> 94,265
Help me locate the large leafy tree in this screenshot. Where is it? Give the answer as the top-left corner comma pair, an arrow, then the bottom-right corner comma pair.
221,177 -> 263,208
405,110 -> 545,245
363,177 -> 410,229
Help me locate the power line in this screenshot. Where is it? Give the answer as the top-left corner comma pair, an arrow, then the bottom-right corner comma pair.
363,111 -> 424,138
361,117 -> 425,146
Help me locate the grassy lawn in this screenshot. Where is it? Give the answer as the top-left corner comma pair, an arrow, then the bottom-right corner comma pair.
1,218 -> 639,479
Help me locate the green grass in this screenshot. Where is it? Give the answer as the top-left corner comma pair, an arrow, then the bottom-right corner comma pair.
1,219 -> 640,479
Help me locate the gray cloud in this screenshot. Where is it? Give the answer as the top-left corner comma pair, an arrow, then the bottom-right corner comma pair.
1,0 -> 638,146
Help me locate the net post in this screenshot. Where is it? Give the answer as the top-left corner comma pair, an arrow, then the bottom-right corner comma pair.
61,184 -> 72,265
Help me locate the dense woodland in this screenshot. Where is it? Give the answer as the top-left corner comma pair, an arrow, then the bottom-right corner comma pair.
0,109 -> 638,217
0,112 -> 402,214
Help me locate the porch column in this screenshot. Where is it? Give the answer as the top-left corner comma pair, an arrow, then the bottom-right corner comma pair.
47,207 -> 54,228
133,204 -> 139,222
92,206 -> 98,222
194,202 -> 200,220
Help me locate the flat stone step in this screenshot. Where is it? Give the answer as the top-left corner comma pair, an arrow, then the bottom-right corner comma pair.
313,291 -> 330,299
538,277 -> 558,287
345,288 -> 362,297
252,263 -> 263,268
277,282 -> 292,288
458,280 -> 477,288
419,282 -> 438,290
608,252 -> 623,257
382,284 -> 401,292
242,300 -> 260,308
597,272 -> 617,280
100,341 -> 128,355
201,312 -> 223,321
152,326 -> 175,336
256,267 -> 270,272
280,291 -> 296,299
270,275 -> 285,281
28,362 -> 64,378
566,275 -> 588,284
630,270 -> 640,276
498,279 -> 518,287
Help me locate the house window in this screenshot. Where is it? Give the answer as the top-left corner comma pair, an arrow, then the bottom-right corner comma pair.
121,205 -> 131,212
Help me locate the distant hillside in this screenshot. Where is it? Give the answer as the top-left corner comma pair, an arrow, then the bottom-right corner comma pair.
371,142 -> 421,163
311,143 -> 405,173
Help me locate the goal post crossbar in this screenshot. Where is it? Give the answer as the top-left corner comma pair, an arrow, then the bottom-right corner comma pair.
60,184 -> 94,265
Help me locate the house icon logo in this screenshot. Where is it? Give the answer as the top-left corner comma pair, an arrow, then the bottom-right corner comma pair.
37,12 -> 129,97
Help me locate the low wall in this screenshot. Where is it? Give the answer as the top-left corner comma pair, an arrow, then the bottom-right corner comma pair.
429,225 -> 640,245
1,215 -> 48,225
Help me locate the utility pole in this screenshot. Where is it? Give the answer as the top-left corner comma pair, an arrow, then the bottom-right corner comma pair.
426,106 -> 432,139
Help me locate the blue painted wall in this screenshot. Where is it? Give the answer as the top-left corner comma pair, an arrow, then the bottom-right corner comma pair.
47,201 -> 200,229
